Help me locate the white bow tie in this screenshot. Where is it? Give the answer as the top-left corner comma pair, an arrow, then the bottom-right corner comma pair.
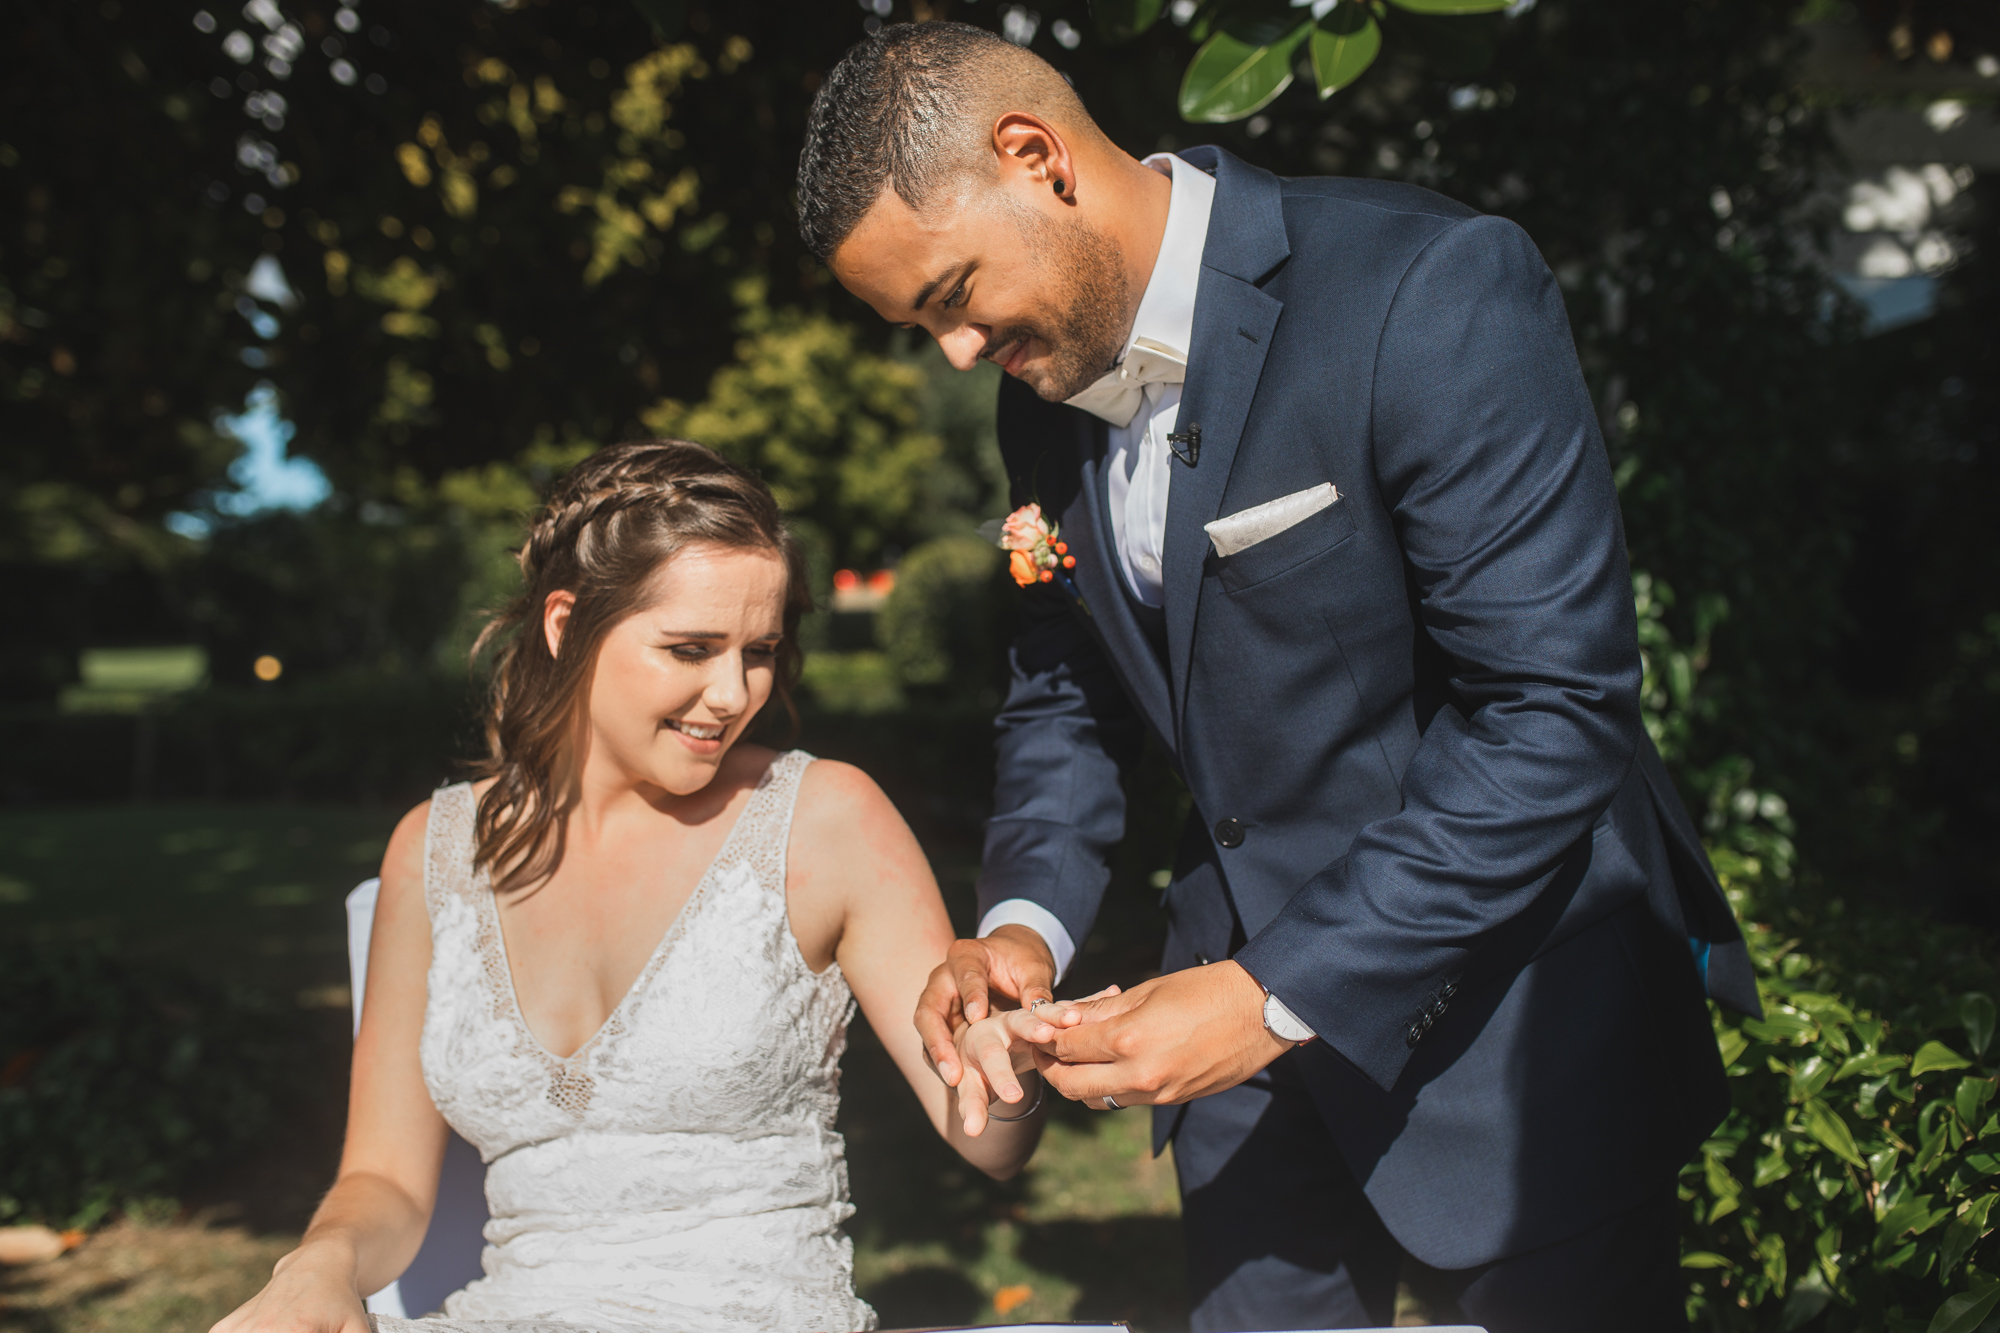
1064,337 -> 1188,427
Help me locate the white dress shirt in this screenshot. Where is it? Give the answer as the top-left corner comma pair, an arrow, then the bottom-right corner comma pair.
1086,151 -> 1215,607
975,157 -> 1315,1041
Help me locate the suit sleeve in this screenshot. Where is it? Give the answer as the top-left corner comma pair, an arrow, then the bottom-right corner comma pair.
975,403 -> 1147,956
1232,214 -> 1645,1091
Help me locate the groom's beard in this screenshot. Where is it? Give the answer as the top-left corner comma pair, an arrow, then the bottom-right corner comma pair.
992,206 -> 1130,403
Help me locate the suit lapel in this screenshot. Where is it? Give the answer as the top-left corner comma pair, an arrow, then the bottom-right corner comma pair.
1161,148 -> 1291,733
1061,411 -> 1177,747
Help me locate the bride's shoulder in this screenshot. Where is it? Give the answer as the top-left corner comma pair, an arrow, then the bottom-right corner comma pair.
378,796 -> 435,903
379,780 -> 484,891
790,758 -> 911,853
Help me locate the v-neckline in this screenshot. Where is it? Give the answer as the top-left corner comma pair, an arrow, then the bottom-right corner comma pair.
484,767 -> 774,1065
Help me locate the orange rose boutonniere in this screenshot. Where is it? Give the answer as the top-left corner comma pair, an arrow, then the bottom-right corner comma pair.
997,503 -> 1078,588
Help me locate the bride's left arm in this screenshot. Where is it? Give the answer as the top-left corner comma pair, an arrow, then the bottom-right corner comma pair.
788,760 -> 1045,1180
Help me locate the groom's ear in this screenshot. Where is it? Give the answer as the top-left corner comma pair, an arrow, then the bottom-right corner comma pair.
991,112 -> 1079,208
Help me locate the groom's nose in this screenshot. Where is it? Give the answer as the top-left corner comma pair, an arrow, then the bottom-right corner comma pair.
936,323 -> 989,373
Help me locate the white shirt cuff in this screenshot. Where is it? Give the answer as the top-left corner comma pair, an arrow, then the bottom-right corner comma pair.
975,899 -> 1078,986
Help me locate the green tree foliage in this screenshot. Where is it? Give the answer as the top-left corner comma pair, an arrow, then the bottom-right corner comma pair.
640,284 -> 944,569
1,7 -> 264,538
1677,765 -> 1998,1331
1092,0 -> 1507,123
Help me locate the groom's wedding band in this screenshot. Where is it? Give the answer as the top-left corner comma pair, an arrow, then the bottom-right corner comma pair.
1102,1094 -> 1121,1110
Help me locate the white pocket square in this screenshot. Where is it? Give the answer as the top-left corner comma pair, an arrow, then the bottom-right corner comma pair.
1205,482 -> 1340,558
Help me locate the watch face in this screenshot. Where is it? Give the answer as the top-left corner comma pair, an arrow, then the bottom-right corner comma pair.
1263,992 -> 1311,1042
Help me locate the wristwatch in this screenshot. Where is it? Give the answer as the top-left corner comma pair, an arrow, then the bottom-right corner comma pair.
1261,986 -> 1317,1045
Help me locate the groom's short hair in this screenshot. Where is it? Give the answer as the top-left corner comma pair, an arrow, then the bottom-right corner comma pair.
795,21 -> 1091,260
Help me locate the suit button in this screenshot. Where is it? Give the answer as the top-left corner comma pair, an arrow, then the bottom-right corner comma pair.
1214,818 -> 1245,848
1406,1021 -> 1426,1048
1195,953 -> 1212,966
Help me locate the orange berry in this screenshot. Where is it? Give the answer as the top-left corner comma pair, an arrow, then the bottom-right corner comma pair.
1039,570 -> 1054,582
1054,542 -> 1068,555
1063,555 -> 1076,568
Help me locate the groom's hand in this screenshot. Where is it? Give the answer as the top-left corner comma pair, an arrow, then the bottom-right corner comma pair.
916,925 -> 1057,1093
1036,961 -> 1291,1107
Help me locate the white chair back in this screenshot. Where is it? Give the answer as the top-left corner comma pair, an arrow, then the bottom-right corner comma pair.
346,878 -> 492,1318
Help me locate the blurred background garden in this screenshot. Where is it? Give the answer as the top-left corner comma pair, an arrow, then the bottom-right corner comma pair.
2,0 -> 1998,1329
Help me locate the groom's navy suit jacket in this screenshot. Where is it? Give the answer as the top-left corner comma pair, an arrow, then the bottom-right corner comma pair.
979,147 -> 1761,1270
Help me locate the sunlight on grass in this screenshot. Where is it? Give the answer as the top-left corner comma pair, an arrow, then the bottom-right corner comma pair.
853,1109 -> 1183,1329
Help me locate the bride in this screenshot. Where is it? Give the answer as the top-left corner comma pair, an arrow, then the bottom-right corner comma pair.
214,441 -> 1066,1333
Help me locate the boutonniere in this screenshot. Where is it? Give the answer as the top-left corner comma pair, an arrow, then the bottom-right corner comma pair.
984,503 -> 1089,615
998,503 -> 1077,587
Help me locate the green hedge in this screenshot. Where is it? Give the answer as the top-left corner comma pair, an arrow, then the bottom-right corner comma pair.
0,939 -> 305,1228
1680,760 -> 1998,1332
0,672 -> 481,806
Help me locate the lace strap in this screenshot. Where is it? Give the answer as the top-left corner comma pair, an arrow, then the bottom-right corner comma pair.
729,750 -> 814,898
422,782 -> 479,921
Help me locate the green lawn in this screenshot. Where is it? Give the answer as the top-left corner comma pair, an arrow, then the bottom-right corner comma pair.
0,800 -> 1191,1332
0,802 -> 395,1002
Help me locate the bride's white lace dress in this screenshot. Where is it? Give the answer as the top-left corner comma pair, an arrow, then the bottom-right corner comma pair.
374,751 -> 876,1333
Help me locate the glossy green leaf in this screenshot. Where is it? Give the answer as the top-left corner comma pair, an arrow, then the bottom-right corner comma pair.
1958,1075 -> 1996,1125
1877,1193 -> 1950,1253
1783,1267 -> 1833,1331
1792,1055 -> 1837,1103
1803,1097 -> 1867,1167
1965,1151 -> 2000,1177
1178,21 -> 1313,123
1757,1230 -> 1788,1287
1914,1041 -> 1974,1078
1927,1282 -> 2000,1333
1791,991 -> 1856,1023
1308,8 -> 1381,98
1386,0 -> 1509,11
1746,1011 -> 1817,1044
1939,1194 -> 1998,1281
1836,1051 -> 1908,1082
1965,992 -> 1996,1059
1755,1146 -> 1794,1186
1705,1153 -> 1742,1198
1718,1025 -> 1750,1068
1092,0 -> 1166,43
1680,1250 -> 1734,1268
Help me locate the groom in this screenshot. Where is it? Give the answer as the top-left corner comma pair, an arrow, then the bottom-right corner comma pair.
799,22 -> 1759,1333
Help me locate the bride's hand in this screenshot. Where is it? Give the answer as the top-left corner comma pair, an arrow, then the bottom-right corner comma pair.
209,1238 -> 370,1333
952,986 -> 1119,1135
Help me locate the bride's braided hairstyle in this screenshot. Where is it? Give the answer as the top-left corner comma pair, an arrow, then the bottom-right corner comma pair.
470,439 -> 810,893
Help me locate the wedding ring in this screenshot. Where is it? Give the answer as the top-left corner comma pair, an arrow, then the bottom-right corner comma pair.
1029,997 -> 1051,1014
1103,1094 -> 1121,1110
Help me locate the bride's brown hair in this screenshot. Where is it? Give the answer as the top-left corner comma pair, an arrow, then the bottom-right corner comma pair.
469,439 -> 810,894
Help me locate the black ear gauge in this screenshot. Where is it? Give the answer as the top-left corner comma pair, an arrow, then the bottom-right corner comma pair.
1053,178 -> 1066,195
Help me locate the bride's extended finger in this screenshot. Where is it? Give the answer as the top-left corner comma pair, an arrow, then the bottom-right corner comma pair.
971,1037 -> 1025,1106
